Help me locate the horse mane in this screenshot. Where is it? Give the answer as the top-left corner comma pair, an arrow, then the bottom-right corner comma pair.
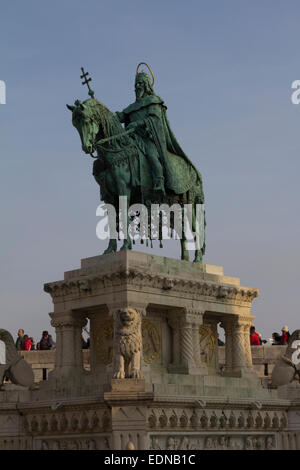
84,98 -> 130,147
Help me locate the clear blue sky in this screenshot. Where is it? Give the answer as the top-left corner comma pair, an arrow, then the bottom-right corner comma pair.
0,0 -> 299,342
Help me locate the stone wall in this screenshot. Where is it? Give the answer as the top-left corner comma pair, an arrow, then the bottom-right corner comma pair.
1,253 -> 295,450
20,350 -> 90,383
20,346 -> 285,384
219,345 -> 286,380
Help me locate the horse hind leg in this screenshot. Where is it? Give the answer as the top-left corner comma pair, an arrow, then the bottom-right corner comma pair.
103,202 -> 117,255
181,206 -> 190,261
119,187 -> 132,251
192,203 -> 204,263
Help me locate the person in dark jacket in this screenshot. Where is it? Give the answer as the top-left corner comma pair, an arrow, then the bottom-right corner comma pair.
38,331 -> 54,350
15,329 -> 25,351
271,332 -> 281,345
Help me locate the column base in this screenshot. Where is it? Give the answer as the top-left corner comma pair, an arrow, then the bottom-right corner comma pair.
223,367 -> 258,379
168,363 -> 208,375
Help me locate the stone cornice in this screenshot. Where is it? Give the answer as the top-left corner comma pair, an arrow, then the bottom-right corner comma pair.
44,268 -> 259,305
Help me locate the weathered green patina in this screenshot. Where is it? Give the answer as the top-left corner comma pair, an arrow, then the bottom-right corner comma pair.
67,65 -> 205,262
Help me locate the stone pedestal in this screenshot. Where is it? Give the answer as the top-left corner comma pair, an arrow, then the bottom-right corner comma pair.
44,251 -> 259,389
1,251 -> 297,450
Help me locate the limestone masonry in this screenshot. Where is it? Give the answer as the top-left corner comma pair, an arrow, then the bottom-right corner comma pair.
0,251 -> 299,450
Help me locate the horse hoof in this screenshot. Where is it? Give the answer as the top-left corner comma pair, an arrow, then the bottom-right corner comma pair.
120,243 -> 132,251
103,250 -> 115,255
103,246 -> 117,255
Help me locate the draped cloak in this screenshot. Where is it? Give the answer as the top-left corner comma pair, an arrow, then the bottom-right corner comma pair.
117,95 -> 204,202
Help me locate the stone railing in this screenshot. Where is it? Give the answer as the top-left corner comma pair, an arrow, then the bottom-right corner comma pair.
218,345 -> 286,379
20,350 -> 90,383
20,346 -> 285,384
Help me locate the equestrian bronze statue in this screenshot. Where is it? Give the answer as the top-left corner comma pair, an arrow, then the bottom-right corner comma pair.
67,63 -> 205,262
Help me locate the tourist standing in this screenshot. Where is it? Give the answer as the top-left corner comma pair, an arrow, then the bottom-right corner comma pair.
15,329 -> 25,351
280,326 -> 290,345
38,331 -> 54,350
271,332 -> 281,345
250,326 -> 261,346
22,335 -> 33,351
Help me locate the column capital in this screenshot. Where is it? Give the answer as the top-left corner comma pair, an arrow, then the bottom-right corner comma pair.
233,315 -> 255,327
168,307 -> 204,327
50,311 -> 87,329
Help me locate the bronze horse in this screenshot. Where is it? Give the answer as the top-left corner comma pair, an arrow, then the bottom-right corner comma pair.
67,97 -> 205,262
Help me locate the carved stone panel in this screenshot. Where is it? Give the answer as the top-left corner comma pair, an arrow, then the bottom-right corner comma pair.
94,319 -> 114,365
92,318 -> 162,367
142,319 -> 161,364
149,433 -> 277,450
199,325 -> 215,366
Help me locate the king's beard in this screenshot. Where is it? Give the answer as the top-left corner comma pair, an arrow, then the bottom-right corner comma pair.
135,88 -> 145,101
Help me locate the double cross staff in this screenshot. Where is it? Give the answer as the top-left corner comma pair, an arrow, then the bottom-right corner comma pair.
80,67 -> 95,98
79,66 -> 135,158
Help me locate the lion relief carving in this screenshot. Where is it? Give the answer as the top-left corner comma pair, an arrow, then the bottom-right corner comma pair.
113,308 -> 144,379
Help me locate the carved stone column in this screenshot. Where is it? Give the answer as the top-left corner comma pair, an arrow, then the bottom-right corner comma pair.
49,311 -> 87,377
232,321 -> 246,371
168,309 -> 207,375
242,319 -> 254,368
231,317 -> 255,377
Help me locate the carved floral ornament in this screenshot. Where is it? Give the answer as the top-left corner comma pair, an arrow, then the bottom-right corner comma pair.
44,270 -> 258,305
147,408 -> 288,431
24,408 -> 111,436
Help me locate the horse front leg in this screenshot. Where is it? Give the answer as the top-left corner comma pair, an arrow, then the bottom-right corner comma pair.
103,198 -> 117,255
103,239 -> 117,255
192,203 -> 205,263
118,185 -> 132,251
181,207 -> 189,261
192,204 -> 202,263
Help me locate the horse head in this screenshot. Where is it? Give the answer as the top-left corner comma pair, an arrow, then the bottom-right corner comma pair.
67,99 -> 101,155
